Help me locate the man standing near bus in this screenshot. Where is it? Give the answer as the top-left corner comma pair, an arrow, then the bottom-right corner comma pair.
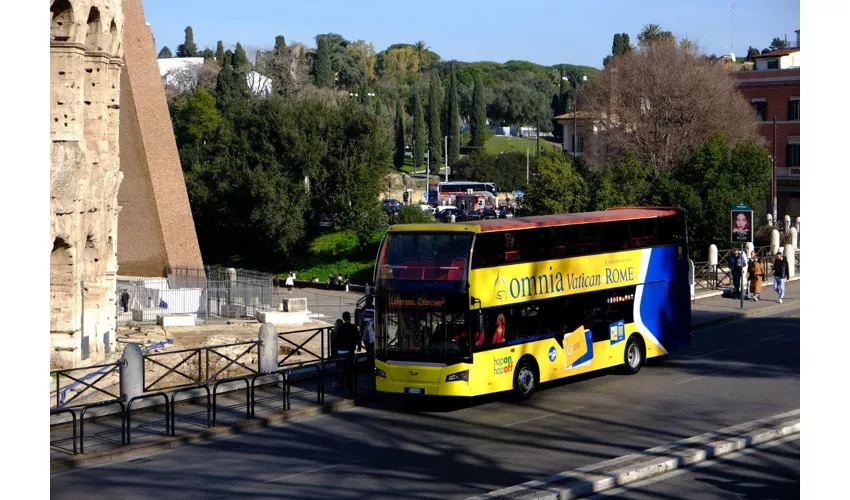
336,311 -> 361,390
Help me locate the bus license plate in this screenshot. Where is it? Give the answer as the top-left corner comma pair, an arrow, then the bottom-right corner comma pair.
405,387 -> 424,395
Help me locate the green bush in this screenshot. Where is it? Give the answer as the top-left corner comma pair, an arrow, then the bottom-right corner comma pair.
391,205 -> 436,224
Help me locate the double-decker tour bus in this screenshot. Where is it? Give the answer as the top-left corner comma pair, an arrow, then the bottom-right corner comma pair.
370,207 -> 691,399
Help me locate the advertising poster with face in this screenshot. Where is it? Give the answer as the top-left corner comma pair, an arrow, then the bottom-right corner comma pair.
731,209 -> 753,243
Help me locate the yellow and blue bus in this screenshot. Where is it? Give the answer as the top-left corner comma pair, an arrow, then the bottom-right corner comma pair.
370,207 -> 691,400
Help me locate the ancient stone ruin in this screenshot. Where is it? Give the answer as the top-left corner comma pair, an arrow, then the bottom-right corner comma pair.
50,0 -> 125,369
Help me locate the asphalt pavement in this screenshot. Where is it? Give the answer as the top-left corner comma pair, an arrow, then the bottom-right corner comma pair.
51,306 -> 800,499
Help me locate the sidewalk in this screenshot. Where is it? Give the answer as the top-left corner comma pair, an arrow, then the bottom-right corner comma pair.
51,280 -> 801,471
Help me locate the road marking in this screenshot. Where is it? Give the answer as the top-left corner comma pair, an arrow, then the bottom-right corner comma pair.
758,333 -> 787,342
502,405 -> 589,428
585,433 -> 800,498
674,376 -> 705,385
263,452 -> 390,483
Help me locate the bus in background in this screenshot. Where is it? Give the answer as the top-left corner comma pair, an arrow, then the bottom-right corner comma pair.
437,181 -> 498,208
368,207 -> 691,400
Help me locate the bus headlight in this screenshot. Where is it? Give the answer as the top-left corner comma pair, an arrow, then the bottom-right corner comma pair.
374,367 -> 387,378
445,370 -> 469,382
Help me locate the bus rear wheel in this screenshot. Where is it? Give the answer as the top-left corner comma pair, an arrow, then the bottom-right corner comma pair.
621,335 -> 644,375
513,359 -> 538,400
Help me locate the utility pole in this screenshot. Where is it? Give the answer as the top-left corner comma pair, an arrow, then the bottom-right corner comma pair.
426,149 -> 430,203
536,116 -> 540,155
444,135 -> 448,182
772,116 -> 777,223
526,148 -> 529,184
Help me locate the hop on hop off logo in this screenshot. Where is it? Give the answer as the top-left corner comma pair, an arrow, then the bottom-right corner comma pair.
493,355 -> 514,375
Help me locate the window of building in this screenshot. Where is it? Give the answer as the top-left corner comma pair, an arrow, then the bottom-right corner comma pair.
751,100 -> 767,121
766,59 -> 780,70
786,144 -> 800,167
788,98 -> 800,121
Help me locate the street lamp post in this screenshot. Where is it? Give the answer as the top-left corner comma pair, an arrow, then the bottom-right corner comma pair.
561,72 -> 587,159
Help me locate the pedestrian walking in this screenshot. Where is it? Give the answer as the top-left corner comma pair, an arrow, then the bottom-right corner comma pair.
727,248 -> 746,299
285,272 -> 294,294
746,251 -> 756,300
747,255 -> 764,301
120,290 -> 130,312
335,311 -> 361,390
773,251 -> 790,304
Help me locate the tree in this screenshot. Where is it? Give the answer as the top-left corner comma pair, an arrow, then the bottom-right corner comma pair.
393,205 -> 434,224
173,88 -> 222,146
176,26 -> 198,57
216,40 -> 225,66
523,150 -> 587,215
585,155 -> 652,211
274,36 -> 286,52
394,101 -> 406,169
200,48 -> 215,60
637,24 -> 674,46
158,46 -> 173,58
411,90 -> 426,171
377,46 -> 421,84
581,40 -> 759,175
447,64 -> 460,165
313,35 -> 333,87
348,40 -> 377,83
470,73 -> 487,148
769,37 -> 788,51
647,133 -> 771,256
233,42 -> 250,70
746,46 -> 760,61
428,72 -> 443,171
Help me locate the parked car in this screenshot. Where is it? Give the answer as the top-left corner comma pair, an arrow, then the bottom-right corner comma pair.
383,199 -> 403,214
418,204 -> 436,215
456,209 -> 483,222
436,207 -> 462,222
480,207 -> 499,220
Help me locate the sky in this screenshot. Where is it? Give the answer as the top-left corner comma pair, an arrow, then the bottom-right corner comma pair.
144,0 -> 800,68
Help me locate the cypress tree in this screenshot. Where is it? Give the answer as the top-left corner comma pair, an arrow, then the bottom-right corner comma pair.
176,26 -> 198,57
412,90 -> 426,171
158,46 -> 173,58
215,40 -> 225,66
233,42 -> 249,70
428,72 -> 443,171
314,36 -> 333,88
470,73 -> 487,148
394,102 -> 406,170
274,36 -> 286,53
447,64 -> 460,165
214,53 -> 234,111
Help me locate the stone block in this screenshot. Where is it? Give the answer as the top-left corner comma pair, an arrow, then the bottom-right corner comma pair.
282,297 -> 308,312
255,311 -> 309,325
131,309 -> 144,322
157,314 -> 196,327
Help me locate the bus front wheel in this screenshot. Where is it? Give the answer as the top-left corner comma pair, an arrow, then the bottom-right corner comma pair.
513,358 -> 538,400
621,335 -> 644,375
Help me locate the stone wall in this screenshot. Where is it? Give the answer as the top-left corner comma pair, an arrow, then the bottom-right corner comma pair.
50,0 -> 125,368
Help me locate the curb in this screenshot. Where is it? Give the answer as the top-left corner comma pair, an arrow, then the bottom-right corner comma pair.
50,392 -> 380,473
467,410 -> 800,499
691,301 -> 797,332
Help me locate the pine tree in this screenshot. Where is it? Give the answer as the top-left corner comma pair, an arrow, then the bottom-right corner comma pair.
394,102 -> 406,170
274,36 -> 286,53
215,40 -> 225,66
200,48 -> 214,60
447,64 -> 460,165
158,46 -> 173,58
314,36 -> 333,88
470,73 -> 487,148
176,26 -> 198,57
412,90 -> 426,171
428,72 -> 443,171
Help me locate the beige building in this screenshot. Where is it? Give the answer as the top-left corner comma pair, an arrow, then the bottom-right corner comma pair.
50,0 -> 125,368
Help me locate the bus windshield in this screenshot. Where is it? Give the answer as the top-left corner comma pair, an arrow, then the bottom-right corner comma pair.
377,293 -> 471,360
377,232 -> 473,286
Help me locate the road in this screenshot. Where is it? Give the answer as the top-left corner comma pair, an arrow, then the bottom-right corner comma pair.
51,308 -> 799,499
